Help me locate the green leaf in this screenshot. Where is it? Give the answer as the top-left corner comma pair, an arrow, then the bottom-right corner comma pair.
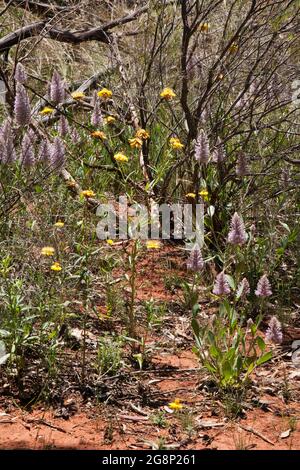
191,318 -> 200,337
256,336 -> 266,352
256,351 -> 272,366
192,304 -> 200,316
222,361 -> 233,381
209,344 -> 220,359
207,331 -> 216,345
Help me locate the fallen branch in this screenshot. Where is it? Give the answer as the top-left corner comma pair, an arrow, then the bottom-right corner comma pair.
0,4 -> 150,53
238,424 -> 275,446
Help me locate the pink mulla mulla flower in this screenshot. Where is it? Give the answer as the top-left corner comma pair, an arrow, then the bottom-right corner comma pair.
71,127 -> 80,144
91,98 -> 103,127
187,246 -> 204,272
50,137 -> 65,169
265,316 -> 283,344
212,271 -> 231,296
50,71 -> 65,104
14,63 -> 27,84
21,132 -> 35,167
14,84 -> 31,126
211,137 -> 226,163
236,152 -> 248,176
58,115 -> 69,137
255,274 -> 272,297
227,212 -> 248,246
38,139 -> 51,164
237,277 -> 250,297
194,129 -> 210,164
0,119 -> 16,164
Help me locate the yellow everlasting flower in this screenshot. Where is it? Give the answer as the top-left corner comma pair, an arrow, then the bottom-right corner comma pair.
40,107 -> 54,115
114,152 -> 128,163
106,239 -> 114,246
146,240 -> 161,249
91,130 -> 107,140
97,88 -> 112,100
128,137 -> 143,149
168,398 -> 183,410
104,116 -> 116,125
135,128 -> 150,140
199,189 -> 209,201
160,87 -> 176,100
41,246 -> 55,256
71,91 -> 85,100
51,262 -> 62,272
199,22 -> 210,32
54,221 -> 64,228
186,193 -> 196,199
81,189 -> 96,198
169,137 -> 184,150
229,43 -> 239,54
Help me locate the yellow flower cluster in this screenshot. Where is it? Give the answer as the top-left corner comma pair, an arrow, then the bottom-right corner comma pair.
185,190 -> 209,201
97,88 -> 112,100
186,193 -> 196,199
104,116 -> 116,125
136,128 -> 150,140
229,42 -> 239,54
168,398 -> 183,410
81,189 -> 96,198
146,240 -> 161,249
199,22 -> 210,32
91,130 -> 107,140
71,91 -> 85,100
128,137 -> 143,149
199,189 -> 209,201
40,107 -> 54,115
54,221 -> 64,228
169,137 -> 184,150
41,246 -> 55,256
114,152 -> 128,163
51,262 -> 62,272
160,87 -> 176,100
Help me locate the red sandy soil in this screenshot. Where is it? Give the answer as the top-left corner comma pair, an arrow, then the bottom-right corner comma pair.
0,244 -> 299,450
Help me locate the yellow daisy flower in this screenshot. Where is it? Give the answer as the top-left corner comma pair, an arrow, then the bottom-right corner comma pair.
146,240 -> 161,249
54,221 -> 64,228
91,130 -> 107,140
41,246 -> 55,256
169,137 -> 184,150
128,137 -> 143,149
51,262 -> 62,272
199,189 -> 209,201
104,116 -> 116,125
114,152 -> 128,163
229,43 -> 239,54
71,91 -> 85,100
186,193 -> 196,199
97,88 -> 112,100
168,398 -> 183,410
199,22 -> 210,32
81,189 -> 96,198
106,239 -> 114,246
40,107 -> 54,115
160,87 -> 176,100
135,128 -> 150,140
